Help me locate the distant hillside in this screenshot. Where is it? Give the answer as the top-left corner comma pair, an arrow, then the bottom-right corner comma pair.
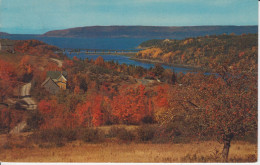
136,33 -> 257,72
0,32 -> 10,36
42,26 -> 258,38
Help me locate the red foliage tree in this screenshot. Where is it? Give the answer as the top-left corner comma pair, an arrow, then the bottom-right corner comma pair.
0,108 -> 26,132
74,86 -> 80,94
38,99 -> 70,129
75,100 -> 92,127
111,85 -> 150,124
95,56 -> 105,66
62,59 -> 74,69
0,108 -> 11,131
92,95 -> 104,126
0,60 -> 17,102
73,56 -> 79,61
75,94 -> 105,127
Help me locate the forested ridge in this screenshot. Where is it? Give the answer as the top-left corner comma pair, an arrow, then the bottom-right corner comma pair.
42,25 -> 257,38
137,34 -> 257,72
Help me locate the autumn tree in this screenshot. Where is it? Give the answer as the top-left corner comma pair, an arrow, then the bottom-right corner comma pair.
75,94 -> 105,127
111,85 -> 151,124
17,55 -> 34,82
95,56 -> 105,66
0,108 -> 12,132
0,60 -> 18,102
0,108 -> 26,132
74,86 -> 80,94
91,95 -> 104,126
79,77 -> 88,92
202,64 -> 257,161
152,64 -> 164,79
38,99 -> 69,129
75,99 -> 92,127
160,67 -> 257,161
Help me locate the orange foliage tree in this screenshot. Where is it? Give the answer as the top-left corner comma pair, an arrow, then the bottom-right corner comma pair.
17,55 -> 34,82
75,94 -> 105,127
0,108 -> 26,132
95,56 -> 105,66
111,85 -> 152,124
38,99 -> 77,129
0,60 -> 18,102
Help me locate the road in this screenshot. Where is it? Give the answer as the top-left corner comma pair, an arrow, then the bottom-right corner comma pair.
20,83 -> 37,110
10,83 -> 37,134
50,58 -> 63,68
10,58 -> 62,134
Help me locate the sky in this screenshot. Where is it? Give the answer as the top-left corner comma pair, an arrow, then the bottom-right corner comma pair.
0,0 -> 258,34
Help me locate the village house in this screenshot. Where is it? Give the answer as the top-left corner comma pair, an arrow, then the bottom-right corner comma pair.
41,71 -> 68,94
0,39 -> 15,53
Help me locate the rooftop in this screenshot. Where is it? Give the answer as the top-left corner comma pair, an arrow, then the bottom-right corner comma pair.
47,71 -> 68,79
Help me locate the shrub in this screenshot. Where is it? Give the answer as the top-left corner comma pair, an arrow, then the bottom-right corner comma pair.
137,125 -> 156,142
30,128 -> 68,147
80,128 -> 105,143
26,111 -> 43,130
141,116 -> 154,124
30,127 -> 106,146
107,126 -> 121,138
39,129 -> 64,144
117,128 -> 135,141
3,142 -> 13,149
107,126 -> 135,141
151,122 -> 194,144
63,128 -> 77,142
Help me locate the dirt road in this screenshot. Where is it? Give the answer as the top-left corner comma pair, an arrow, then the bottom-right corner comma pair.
10,58 -> 62,134
10,83 -> 37,134
50,58 -> 63,68
20,83 -> 37,111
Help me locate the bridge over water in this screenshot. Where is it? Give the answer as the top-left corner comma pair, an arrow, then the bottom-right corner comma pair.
58,48 -> 141,55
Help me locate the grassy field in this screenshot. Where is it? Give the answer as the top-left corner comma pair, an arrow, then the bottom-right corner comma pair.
0,138 -> 257,163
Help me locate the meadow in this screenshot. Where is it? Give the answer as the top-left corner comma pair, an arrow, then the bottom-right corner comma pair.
0,139 -> 256,162
0,126 -> 257,163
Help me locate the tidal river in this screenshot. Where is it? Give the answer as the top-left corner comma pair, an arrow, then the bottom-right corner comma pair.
1,35 -> 192,72
66,52 -> 192,73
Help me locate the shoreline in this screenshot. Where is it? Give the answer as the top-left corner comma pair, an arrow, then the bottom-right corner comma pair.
65,51 -> 209,72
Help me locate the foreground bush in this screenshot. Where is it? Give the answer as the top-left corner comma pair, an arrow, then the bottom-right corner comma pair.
137,125 -> 156,142
29,127 -> 105,147
30,128 -> 65,147
79,128 -> 105,143
108,126 -> 135,141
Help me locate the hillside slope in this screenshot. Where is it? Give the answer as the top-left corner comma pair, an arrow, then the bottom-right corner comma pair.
42,26 -> 257,38
0,32 -> 10,36
136,33 -> 257,72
